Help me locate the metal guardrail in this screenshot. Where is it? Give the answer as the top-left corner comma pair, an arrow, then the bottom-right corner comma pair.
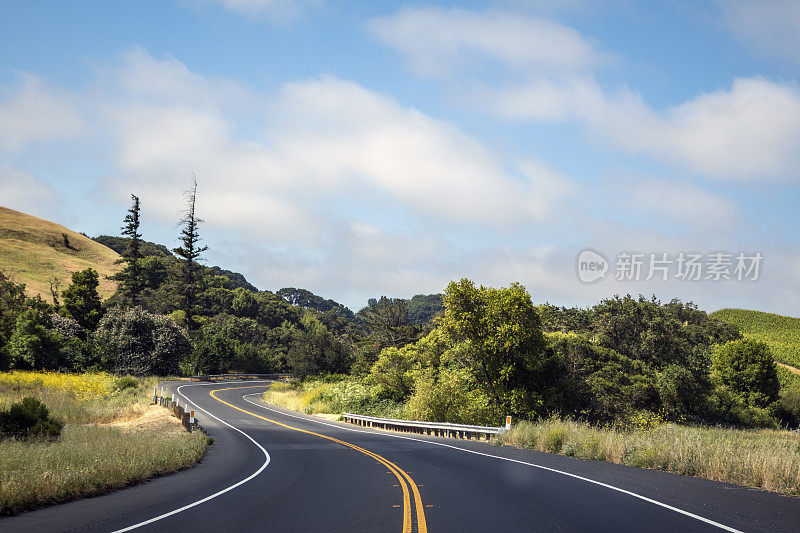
154,386 -> 198,432
342,412 -> 508,440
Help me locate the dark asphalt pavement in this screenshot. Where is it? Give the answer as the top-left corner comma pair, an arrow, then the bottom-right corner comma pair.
2,380 -> 799,532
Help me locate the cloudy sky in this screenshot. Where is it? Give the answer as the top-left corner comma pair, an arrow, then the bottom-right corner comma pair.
1,1 -> 799,313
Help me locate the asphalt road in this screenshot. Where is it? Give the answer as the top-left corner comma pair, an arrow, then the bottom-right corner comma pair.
3,380 -> 800,532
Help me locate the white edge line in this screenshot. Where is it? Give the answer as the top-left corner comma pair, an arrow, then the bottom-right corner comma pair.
240,393 -> 743,533
112,381 -> 274,533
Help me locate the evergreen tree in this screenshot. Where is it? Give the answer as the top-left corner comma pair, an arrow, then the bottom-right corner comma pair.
116,194 -> 144,302
173,176 -> 208,330
61,268 -> 103,331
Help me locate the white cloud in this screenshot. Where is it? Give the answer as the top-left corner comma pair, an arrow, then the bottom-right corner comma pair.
187,0 -> 322,20
583,78 -> 800,180
625,178 -> 735,231
486,68 -> 800,180
267,76 -> 567,225
82,51 -> 574,238
368,8 -> 606,78
372,7 -> 800,180
0,73 -> 83,152
717,0 -> 800,63
0,164 -> 56,215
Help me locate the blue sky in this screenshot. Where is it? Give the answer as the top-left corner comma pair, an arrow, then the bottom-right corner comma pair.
1,0 -> 799,313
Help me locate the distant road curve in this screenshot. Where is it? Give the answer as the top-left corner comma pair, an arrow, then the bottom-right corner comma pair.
3,380 -> 800,532
777,361 -> 800,375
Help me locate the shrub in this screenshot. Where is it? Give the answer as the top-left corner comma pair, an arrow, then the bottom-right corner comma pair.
711,339 -> 780,408
775,382 -> 800,427
657,364 -> 710,419
0,397 -> 63,440
403,367 -> 497,426
94,307 -> 189,376
542,426 -> 568,453
114,376 -> 139,391
8,309 -> 62,370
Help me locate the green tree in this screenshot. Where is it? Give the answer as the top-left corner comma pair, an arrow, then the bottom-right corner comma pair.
94,306 -> 189,375
0,272 -> 28,370
366,329 -> 448,402
286,314 -> 350,379
657,364 -> 711,419
358,296 -> 419,348
61,268 -> 103,331
404,366 -> 496,425
440,279 -> 548,418
191,330 -> 235,375
545,333 -> 658,423
8,308 -> 62,369
173,176 -> 208,330
591,295 -> 741,370
367,346 -> 417,401
405,294 -> 444,326
711,339 -> 780,408
113,194 -> 145,302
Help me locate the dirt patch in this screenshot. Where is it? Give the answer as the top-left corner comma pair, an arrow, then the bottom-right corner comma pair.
99,405 -> 181,431
778,362 -> 800,375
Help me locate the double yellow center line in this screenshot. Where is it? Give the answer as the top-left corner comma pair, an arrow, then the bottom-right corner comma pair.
210,386 -> 428,533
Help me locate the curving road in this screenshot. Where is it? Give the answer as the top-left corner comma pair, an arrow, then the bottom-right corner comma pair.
3,380 -> 800,532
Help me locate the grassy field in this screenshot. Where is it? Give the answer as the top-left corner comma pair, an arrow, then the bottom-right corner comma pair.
711,308 -> 800,369
495,418 -> 800,496
0,371 -> 207,515
0,206 -> 122,300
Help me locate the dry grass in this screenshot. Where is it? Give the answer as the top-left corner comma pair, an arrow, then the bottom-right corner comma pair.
0,205 -> 121,300
0,371 -> 207,515
0,371 -> 161,423
262,381 -> 316,413
0,411 -> 206,515
495,418 -> 800,496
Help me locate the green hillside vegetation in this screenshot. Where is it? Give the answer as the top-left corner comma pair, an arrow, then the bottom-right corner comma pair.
0,206 -> 121,301
711,309 -> 800,369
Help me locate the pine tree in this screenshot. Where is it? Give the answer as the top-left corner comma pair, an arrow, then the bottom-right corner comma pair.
116,194 -> 144,302
173,176 -> 208,329
61,268 -> 103,331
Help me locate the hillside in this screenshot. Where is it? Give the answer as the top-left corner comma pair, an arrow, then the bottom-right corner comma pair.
0,206 -> 121,300
711,308 -> 800,373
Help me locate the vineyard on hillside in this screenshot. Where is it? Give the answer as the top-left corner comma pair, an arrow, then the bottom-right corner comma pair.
711,309 -> 800,369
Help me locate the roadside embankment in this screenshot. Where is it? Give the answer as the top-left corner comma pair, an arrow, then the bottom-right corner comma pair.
0,371 -> 207,515
494,417 -> 800,496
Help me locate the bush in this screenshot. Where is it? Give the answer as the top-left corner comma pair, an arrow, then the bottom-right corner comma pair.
711,339 -> 780,408
656,364 -> 710,420
0,397 -> 63,440
403,367 -> 497,426
114,376 -> 139,391
775,382 -> 800,427
94,307 -> 189,376
8,309 -> 62,370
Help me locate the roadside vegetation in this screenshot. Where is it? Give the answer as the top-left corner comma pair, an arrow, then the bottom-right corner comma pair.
259,282 -> 800,497
494,418 -> 800,496
0,371 -> 206,515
